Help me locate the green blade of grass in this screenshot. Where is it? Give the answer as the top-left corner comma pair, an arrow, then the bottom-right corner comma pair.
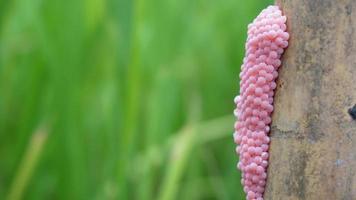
153,115 -> 233,200
6,124 -> 48,200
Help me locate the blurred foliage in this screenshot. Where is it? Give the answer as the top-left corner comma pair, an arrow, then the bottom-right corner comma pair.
0,0 -> 272,199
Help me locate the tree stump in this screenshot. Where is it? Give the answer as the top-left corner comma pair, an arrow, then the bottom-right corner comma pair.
264,0 -> 356,199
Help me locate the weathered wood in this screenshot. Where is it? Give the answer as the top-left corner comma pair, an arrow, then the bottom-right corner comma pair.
264,1 -> 356,199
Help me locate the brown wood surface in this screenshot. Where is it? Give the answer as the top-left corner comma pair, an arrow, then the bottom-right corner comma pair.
264,1 -> 356,199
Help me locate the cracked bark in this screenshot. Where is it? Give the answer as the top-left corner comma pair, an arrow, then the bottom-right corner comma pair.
264,0 -> 356,199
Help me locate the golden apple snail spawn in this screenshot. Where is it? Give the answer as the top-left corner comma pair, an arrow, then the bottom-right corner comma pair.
233,5 -> 289,200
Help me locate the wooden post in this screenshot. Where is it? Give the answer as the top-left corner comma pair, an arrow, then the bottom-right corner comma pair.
264,0 -> 356,199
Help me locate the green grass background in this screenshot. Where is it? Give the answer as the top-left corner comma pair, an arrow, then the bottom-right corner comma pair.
0,0 -> 272,199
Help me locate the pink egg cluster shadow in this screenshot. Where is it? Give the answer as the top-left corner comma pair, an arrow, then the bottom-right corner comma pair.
233,5 -> 289,200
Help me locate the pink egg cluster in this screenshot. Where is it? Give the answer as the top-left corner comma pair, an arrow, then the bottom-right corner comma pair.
233,5 -> 289,200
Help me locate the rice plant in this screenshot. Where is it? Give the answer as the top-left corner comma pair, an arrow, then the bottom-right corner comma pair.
0,0 -> 271,199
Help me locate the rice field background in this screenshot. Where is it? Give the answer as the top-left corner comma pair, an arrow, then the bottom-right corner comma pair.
0,0 -> 272,199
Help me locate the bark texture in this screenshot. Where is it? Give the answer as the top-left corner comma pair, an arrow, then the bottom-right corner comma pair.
264,0 -> 356,199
